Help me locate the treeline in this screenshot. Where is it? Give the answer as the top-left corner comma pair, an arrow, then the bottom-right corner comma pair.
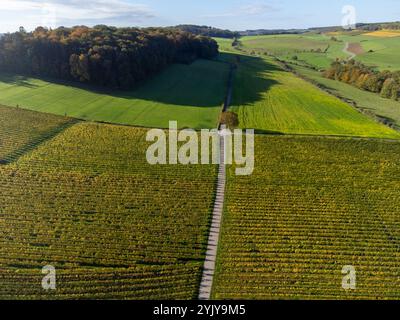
357,22 -> 400,31
324,60 -> 400,100
174,25 -> 239,39
0,25 -> 218,89
239,29 -> 306,36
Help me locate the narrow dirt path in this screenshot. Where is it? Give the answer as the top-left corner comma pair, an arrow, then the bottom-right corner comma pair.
343,42 -> 356,60
198,64 -> 234,300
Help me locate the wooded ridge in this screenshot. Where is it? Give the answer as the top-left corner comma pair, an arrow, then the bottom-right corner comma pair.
0,25 -> 219,89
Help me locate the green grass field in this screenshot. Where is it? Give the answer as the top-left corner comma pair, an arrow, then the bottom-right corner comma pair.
214,37 -> 235,52
238,34 -> 344,70
238,32 -> 400,71
0,59 -> 230,130
230,54 -> 400,139
240,34 -> 329,55
213,135 -> 400,299
0,109 -> 217,299
334,33 -> 400,71
290,64 -> 400,129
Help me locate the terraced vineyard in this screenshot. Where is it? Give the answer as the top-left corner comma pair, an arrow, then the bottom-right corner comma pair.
0,117 -> 217,299
0,105 -> 74,163
213,135 -> 400,299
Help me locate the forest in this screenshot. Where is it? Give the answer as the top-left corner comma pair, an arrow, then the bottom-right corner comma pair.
174,25 -> 240,38
324,59 -> 400,101
0,25 -> 219,89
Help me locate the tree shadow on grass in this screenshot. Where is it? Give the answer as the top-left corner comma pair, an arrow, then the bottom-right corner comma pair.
0,74 -> 40,88
0,53 -> 281,108
225,53 -> 281,107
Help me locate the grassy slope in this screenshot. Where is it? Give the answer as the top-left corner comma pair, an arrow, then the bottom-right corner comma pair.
213,135 -> 400,299
0,120 -> 217,299
240,34 -> 329,55
0,59 -> 229,130
291,64 -> 400,128
239,33 -> 400,71
240,34 -> 343,70
230,54 -> 400,139
213,37 -> 235,53
336,34 -> 400,71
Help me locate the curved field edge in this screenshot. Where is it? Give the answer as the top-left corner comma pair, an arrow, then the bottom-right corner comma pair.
212,134 -> 400,300
0,120 -> 218,299
0,59 -> 230,130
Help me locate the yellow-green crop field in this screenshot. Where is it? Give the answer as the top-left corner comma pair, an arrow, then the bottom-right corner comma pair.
230,55 -> 400,139
213,135 -> 400,299
0,107 -> 217,299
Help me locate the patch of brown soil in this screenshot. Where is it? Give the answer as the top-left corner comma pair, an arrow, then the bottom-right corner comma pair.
347,43 -> 364,55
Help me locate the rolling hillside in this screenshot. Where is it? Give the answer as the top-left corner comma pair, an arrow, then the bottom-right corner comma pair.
1,25 -> 400,301
289,64 -> 400,130
237,32 -> 400,71
0,59 -> 229,130
230,54 -> 400,139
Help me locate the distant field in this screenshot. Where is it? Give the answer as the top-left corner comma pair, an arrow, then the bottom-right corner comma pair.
239,34 -> 345,70
365,30 -> 400,37
230,54 -> 400,139
238,33 -> 400,71
291,64 -> 400,129
214,37 -> 235,52
0,59 -> 230,129
333,34 -> 400,71
240,34 -> 329,56
213,135 -> 400,299
354,37 -> 400,71
0,115 -> 217,299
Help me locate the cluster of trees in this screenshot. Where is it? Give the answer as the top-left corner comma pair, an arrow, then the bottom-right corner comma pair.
220,111 -> 239,129
330,36 -> 342,42
0,25 -> 219,89
174,25 -> 239,39
324,59 -> 400,100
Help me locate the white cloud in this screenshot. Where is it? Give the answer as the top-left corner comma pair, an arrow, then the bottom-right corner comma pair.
202,2 -> 276,19
0,0 -> 154,31
240,3 -> 271,15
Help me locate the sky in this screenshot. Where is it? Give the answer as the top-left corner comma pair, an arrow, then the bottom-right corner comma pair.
0,0 -> 399,33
